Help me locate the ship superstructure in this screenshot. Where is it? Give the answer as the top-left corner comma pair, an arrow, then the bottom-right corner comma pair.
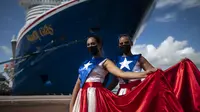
12,0 -> 156,95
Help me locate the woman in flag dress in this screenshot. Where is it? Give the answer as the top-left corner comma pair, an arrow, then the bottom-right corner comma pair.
69,35 -> 157,112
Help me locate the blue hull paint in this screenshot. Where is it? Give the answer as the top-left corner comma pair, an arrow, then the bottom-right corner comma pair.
13,0 -> 156,95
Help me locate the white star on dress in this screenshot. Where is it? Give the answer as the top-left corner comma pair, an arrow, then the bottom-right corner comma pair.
120,58 -> 133,70
83,61 -> 92,70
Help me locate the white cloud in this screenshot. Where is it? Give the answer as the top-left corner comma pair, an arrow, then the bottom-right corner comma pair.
156,0 -> 181,8
155,13 -> 176,22
156,0 -> 200,9
181,0 -> 200,9
131,36 -> 200,69
0,46 -> 12,56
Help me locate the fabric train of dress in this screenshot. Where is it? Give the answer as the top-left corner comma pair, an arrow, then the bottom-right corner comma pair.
164,58 -> 200,112
73,58 -> 200,112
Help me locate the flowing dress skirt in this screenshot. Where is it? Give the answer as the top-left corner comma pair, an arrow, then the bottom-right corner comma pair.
73,58 -> 200,112
73,72 -> 184,112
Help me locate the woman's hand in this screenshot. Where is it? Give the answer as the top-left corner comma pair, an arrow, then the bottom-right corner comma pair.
145,68 -> 157,75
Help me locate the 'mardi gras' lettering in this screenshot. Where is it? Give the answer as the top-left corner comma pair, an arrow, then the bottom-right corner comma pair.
26,24 -> 54,42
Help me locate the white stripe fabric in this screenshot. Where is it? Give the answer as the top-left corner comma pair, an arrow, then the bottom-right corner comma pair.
72,87 -> 97,112
73,89 -> 82,112
87,87 -> 96,112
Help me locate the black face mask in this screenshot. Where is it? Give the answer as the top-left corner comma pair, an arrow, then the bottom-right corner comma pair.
119,45 -> 131,55
88,45 -> 99,56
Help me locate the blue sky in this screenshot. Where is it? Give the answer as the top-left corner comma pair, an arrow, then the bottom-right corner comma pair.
137,2 -> 200,49
0,0 -> 200,71
132,0 -> 200,69
0,0 -> 24,70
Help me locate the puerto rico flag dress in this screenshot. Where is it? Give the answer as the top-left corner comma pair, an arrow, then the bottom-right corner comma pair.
71,57 -> 189,112
116,54 -> 143,96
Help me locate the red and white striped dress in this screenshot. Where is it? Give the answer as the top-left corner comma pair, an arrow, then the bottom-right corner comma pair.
73,59 -> 109,112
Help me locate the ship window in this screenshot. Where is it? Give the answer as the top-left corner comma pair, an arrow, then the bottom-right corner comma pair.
26,16 -> 37,21
40,74 -> 52,86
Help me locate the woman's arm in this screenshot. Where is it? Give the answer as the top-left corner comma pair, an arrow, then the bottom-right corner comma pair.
69,77 -> 81,112
139,56 -> 154,71
104,59 -> 156,79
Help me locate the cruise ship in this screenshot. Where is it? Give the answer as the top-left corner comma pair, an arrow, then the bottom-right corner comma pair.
13,0 -> 156,95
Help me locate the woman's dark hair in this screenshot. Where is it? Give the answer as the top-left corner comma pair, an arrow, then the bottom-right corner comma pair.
118,34 -> 132,41
87,35 -> 103,46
